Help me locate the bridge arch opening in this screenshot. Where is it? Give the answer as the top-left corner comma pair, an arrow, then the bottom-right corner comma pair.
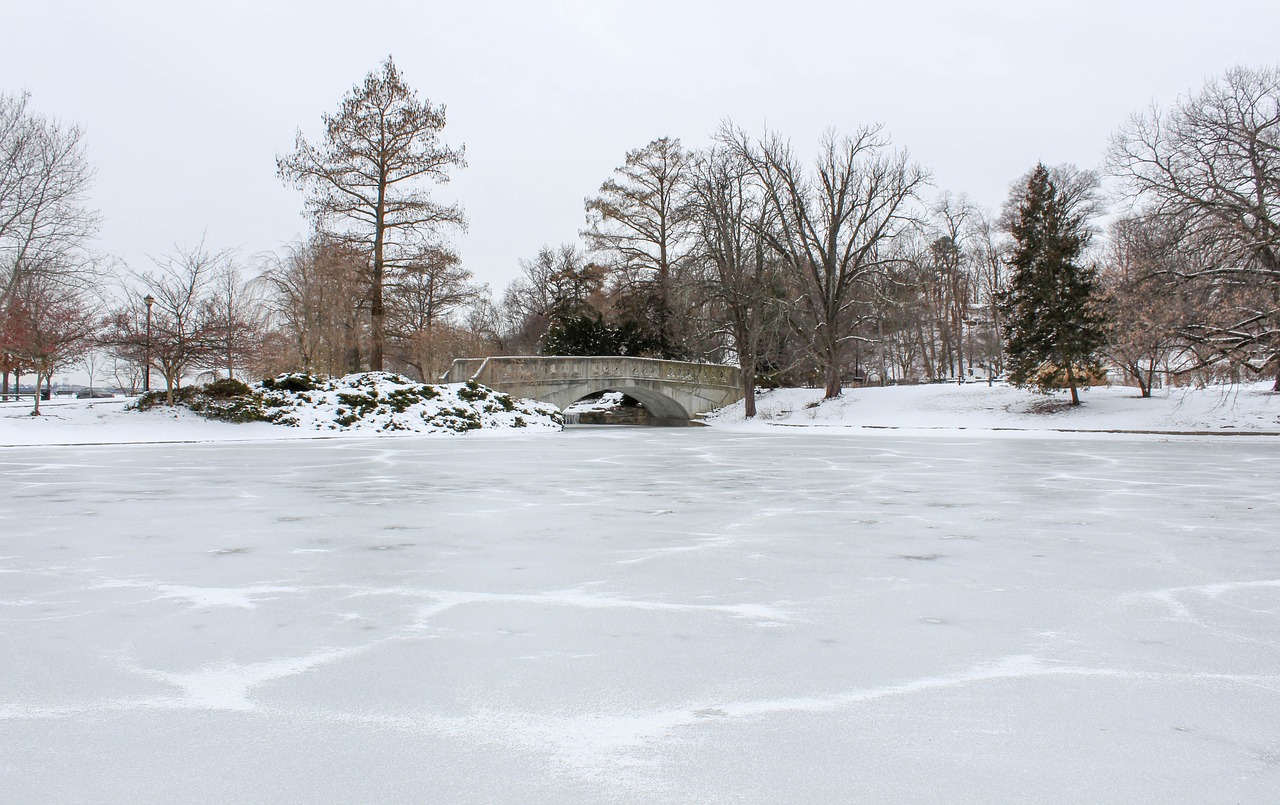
559,384 -> 692,425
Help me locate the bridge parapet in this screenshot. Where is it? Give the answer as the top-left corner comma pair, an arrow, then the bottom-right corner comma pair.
442,358 -> 488,382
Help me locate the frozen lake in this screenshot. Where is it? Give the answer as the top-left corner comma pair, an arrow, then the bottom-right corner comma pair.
3,429 -> 1279,803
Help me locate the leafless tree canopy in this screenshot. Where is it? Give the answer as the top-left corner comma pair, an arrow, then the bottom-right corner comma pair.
385,247 -> 483,380
101,242 -> 239,405
583,137 -> 693,358
731,125 -> 929,397
684,139 -> 786,416
0,273 -> 98,413
277,56 -> 466,371
0,92 -> 101,306
259,236 -> 368,377
1109,65 -> 1280,386
1099,213 -> 1205,395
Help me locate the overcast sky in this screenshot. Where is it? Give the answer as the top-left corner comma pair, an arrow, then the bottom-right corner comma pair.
6,0 -> 1279,294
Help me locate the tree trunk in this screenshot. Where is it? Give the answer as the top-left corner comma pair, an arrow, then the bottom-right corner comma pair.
371,187 -> 387,372
743,369 -> 757,419
30,369 -> 44,416
1066,362 -> 1080,405
823,364 -> 842,399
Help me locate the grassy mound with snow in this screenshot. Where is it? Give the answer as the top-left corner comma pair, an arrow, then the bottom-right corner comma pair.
136,372 -> 562,434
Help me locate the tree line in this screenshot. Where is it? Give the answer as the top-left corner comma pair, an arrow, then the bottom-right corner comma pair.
3,60 -> 1277,415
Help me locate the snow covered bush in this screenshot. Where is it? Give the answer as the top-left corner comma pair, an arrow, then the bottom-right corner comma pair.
134,372 -> 562,433
261,372 -> 319,393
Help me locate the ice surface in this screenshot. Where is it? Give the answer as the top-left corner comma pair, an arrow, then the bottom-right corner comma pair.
3,429 -> 1278,803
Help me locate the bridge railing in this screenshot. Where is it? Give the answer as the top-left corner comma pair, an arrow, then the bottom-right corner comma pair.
441,358 -> 489,383
445,356 -> 741,389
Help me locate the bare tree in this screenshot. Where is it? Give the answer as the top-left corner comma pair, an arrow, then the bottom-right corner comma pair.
103,243 -> 222,405
108,356 -> 142,396
1100,213 -> 1202,396
278,56 -> 467,371
461,295 -> 508,356
734,126 -> 929,398
0,274 -> 98,415
583,137 -> 692,358
202,257 -> 266,380
0,92 -> 100,307
260,237 -> 367,375
385,247 -> 482,379
969,210 -> 1008,378
686,140 -> 784,417
78,348 -> 104,395
1109,65 -> 1280,388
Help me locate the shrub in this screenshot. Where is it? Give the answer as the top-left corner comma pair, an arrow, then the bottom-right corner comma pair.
386,387 -> 433,412
434,406 -> 482,432
203,378 -> 252,399
197,395 -> 270,424
133,387 -> 201,411
335,410 -> 360,427
263,373 -> 319,392
457,380 -> 489,402
336,392 -> 380,417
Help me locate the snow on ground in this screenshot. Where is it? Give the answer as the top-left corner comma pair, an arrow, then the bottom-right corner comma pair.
244,372 -> 562,434
706,380 -> 1280,435
1,396 -> 295,446
564,391 -> 629,413
4,380 -> 1277,447
0,373 -> 560,447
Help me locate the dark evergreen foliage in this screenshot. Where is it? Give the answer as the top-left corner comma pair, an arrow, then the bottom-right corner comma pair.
540,311 -> 662,358
262,372 -> 319,393
999,164 -> 1106,404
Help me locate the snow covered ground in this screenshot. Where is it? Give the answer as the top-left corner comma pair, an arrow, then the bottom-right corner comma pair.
3,380 -> 1276,447
2,384 -> 1278,802
707,380 -> 1280,435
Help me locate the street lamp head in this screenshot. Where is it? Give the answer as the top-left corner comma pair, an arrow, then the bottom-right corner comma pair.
144,294 -> 155,308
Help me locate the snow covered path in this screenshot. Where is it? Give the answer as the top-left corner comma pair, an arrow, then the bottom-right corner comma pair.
3,430 -> 1278,803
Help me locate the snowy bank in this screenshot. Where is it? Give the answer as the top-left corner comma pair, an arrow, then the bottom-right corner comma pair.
0,372 -> 561,446
704,381 -> 1280,435
6,378 -> 1278,447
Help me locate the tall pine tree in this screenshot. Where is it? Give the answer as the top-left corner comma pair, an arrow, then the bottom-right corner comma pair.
1000,164 -> 1105,405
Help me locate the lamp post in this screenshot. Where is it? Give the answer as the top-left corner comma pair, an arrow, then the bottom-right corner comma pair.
143,294 -> 154,393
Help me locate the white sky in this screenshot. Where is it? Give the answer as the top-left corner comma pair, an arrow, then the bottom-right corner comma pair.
6,0 -> 1279,295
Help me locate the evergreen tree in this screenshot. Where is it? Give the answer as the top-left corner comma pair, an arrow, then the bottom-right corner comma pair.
540,311 -> 661,357
1000,164 -> 1106,404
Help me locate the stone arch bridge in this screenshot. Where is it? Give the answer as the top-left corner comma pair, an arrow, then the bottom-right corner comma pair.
443,356 -> 743,424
